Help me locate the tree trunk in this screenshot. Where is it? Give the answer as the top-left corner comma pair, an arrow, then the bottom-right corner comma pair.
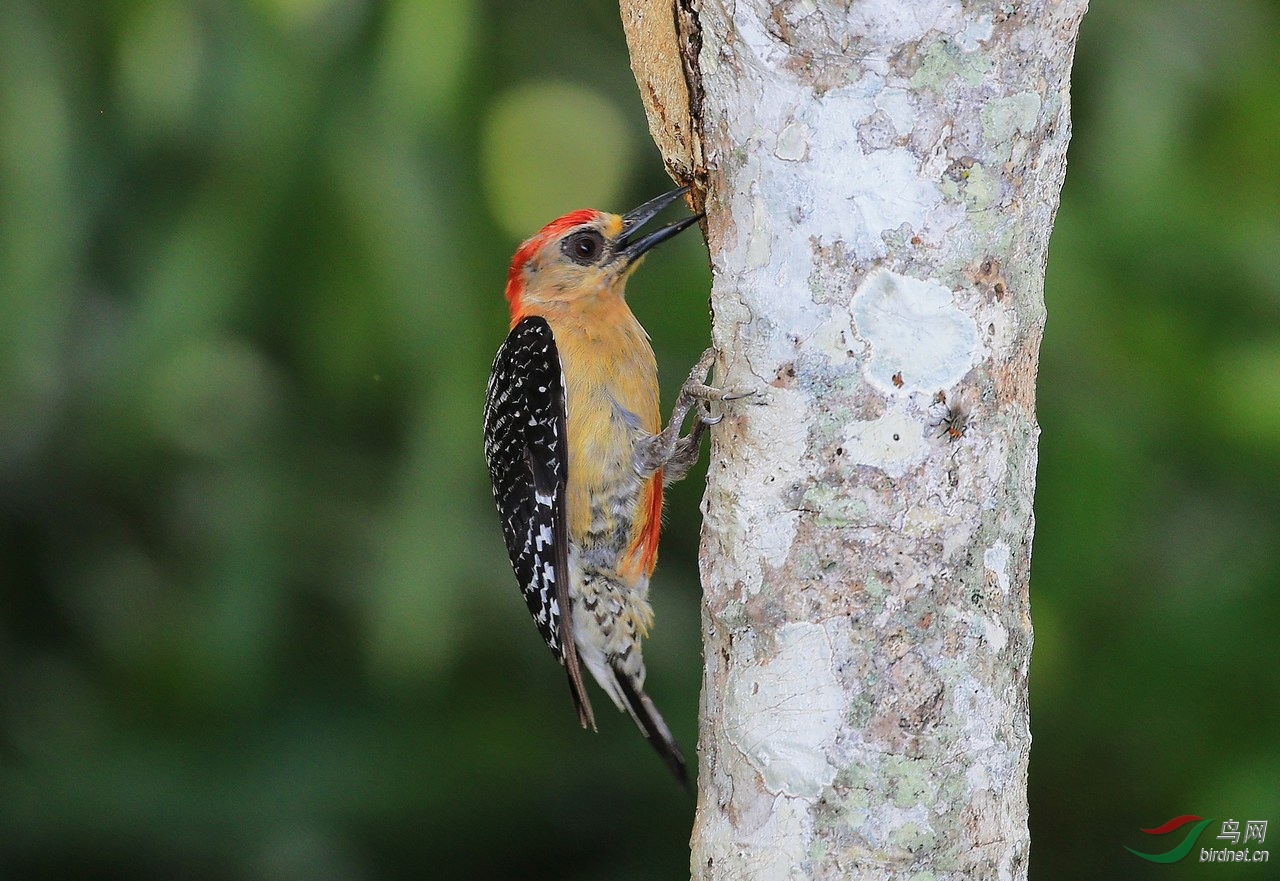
623,1 -> 1086,878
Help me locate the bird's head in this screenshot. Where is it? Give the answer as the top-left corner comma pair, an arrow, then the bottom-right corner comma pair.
503,187 -> 702,324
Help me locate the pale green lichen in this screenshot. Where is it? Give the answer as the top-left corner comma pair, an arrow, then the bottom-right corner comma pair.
881,754 -> 936,808
939,161 -> 1002,252
802,484 -> 871,527
715,600 -> 750,631
910,39 -> 990,90
961,163 -> 1000,210
807,837 -> 829,862
890,822 -> 938,855
808,271 -> 827,300
980,92 -> 1042,144
845,693 -> 874,728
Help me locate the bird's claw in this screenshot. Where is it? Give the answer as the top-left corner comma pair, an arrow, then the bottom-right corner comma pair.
698,408 -> 725,427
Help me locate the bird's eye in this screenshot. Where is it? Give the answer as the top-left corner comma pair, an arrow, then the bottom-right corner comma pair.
562,230 -> 605,265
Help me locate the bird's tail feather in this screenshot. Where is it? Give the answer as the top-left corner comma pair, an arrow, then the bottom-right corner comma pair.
564,658 -> 596,731
611,662 -> 689,790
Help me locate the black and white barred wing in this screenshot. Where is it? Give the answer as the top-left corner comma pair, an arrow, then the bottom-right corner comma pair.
483,316 -> 594,729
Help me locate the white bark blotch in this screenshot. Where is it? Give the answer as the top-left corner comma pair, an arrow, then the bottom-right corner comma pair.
774,120 -> 811,162
984,541 -> 1012,594
725,622 -> 845,798
840,407 -> 927,477
851,269 -> 981,395
704,386 -> 808,594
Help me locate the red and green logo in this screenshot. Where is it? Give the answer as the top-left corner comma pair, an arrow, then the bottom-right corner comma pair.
1126,815 -> 1215,863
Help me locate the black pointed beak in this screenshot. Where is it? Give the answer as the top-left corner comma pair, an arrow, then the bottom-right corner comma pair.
615,186 -> 703,264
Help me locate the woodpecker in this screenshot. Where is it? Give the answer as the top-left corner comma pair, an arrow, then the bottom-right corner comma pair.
483,187 -> 728,787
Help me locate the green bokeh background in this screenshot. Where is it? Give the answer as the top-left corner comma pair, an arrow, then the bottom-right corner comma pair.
1,1 -> 1276,879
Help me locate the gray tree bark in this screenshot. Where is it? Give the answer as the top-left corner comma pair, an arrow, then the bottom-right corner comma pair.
622,2 -> 1087,878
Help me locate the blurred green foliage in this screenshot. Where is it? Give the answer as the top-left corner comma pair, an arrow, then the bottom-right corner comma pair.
0,1 -> 1275,879
1034,1 -> 1280,877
